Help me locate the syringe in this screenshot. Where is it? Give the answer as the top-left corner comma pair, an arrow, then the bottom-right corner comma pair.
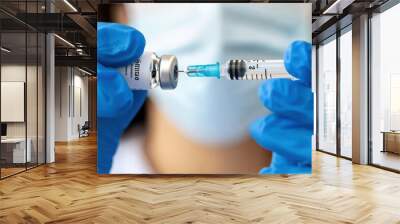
117,54 -> 292,91
184,59 -> 293,80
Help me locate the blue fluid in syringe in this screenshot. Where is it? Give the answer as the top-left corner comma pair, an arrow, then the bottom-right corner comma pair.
186,63 -> 221,78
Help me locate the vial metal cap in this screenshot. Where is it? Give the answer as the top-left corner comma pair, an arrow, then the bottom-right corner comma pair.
159,55 -> 178,89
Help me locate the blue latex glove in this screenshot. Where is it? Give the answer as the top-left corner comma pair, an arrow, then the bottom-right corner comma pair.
97,22 -> 146,174
250,41 -> 313,174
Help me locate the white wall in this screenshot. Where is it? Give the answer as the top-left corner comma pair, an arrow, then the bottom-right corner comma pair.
1,82 -> 25,122
55,66 -> 69,141
1,66 -> 26,132
1,65 -> 26,140
72,73 -> 89,138
1,65 -> 38,138
1,63 -> 46,164
54,67 -> 89,141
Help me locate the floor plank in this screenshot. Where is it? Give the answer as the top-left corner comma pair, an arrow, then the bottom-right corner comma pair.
1,135 -> 400,223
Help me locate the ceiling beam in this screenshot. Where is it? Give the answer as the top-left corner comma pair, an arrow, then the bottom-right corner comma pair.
55,55 -> 96,72
67,13 -> 96,41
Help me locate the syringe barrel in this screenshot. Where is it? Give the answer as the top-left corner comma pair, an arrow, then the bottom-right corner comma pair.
221,59 -> 292,80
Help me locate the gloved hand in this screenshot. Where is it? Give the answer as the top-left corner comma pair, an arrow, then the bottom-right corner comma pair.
250,40 -> 313,174
97,22 -> 147,174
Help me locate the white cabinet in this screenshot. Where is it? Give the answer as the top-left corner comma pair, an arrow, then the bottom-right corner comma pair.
1,138 -> 32,163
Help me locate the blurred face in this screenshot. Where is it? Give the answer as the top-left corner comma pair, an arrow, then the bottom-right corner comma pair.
126,3 -> 310,145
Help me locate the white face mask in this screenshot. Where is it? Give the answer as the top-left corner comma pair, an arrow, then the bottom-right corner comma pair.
127,3 -> 310,145
150,74 -> 268,145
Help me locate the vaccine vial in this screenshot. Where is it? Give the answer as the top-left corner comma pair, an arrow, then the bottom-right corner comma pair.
117,52 -> 179,90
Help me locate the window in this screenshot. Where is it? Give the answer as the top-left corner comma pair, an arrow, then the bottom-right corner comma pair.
0,1 -> 47,179
371,3 -> 400,171
339,29 -> 352,158
317,37 -> 337,154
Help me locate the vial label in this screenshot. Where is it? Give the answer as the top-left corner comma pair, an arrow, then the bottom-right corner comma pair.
124,60 -> 140,81
118,52 -> 154,90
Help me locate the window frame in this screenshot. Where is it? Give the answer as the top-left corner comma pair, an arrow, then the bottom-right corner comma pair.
315,24 -> 353,160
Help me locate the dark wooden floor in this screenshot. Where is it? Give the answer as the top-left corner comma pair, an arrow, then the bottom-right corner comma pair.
0,135 -> 400,223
